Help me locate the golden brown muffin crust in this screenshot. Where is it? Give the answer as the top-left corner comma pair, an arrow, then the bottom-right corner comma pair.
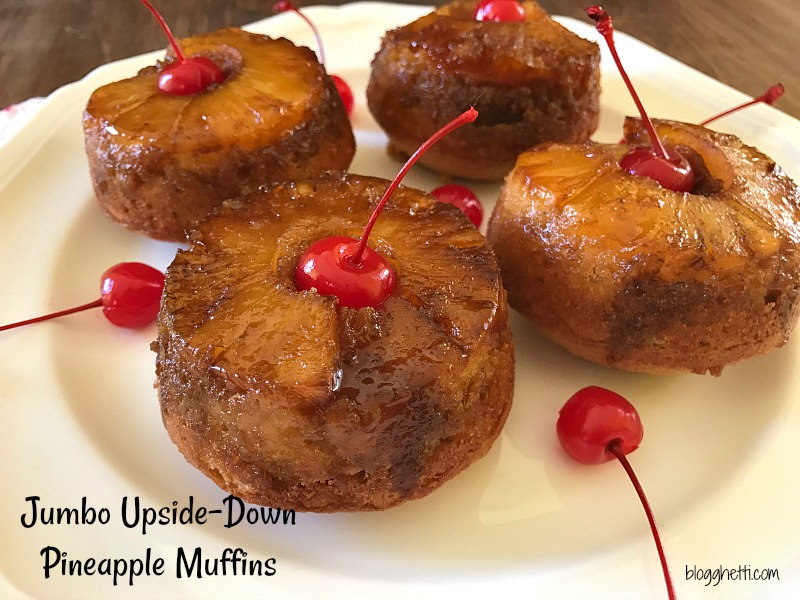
367,0 -> 600,180
488,121 -> 800,375
83,29 -> 355,241
156,173 -> 514,510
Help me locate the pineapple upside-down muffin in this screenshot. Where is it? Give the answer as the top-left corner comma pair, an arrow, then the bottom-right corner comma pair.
154,172 -> 514,511
487,118 -> 800,375
83,28 -> 355,242
366,0 -> 600,181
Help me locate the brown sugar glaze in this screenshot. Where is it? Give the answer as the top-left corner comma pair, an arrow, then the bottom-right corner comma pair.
84,28 -> 354,241
157,173 -> 514,510
366,0 -> 600,180
487,119 -> 800,374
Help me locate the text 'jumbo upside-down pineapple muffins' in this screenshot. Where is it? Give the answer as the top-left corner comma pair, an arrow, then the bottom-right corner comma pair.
83,27 -> 355,242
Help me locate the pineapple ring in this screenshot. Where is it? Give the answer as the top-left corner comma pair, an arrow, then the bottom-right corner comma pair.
366,0 -> 600,181
83,28 -> 355,242
487,119 -> 800,375
155,173 -> 514,511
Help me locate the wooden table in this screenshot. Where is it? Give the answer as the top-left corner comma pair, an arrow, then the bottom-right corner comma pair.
1,0 -> 798,119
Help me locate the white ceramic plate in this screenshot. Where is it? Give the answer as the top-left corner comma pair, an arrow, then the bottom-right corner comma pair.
2,4 -> 799,599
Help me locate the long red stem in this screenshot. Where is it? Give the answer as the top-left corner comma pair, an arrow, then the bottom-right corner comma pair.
0,299 -> 103,332
608,440 -> 676,600
618,83 -> 786,143
274,1 -> 326,68
700,83 -> 784,126
139,0 -> 187,62
587,7 -> 669,160
350,108 -> 479,264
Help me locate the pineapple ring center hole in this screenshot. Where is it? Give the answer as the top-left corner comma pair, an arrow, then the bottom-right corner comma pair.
676,144 -> 727,196
195,45 -> 244,80
154,45 -> 244,81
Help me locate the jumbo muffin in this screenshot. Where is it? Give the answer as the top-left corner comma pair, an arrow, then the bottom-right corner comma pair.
83,28 -> 355,242
487,118 -> 800,375
366,0 -> 600,180
155,172 -> 514,511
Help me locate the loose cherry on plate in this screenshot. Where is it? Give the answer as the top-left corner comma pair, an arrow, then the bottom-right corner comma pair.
273,1 -> 355,116
557,386 -> 675,600
700,83 -> 785,126
139,0 -> 225,95
295,108 -> 479,309
587,6 -> 693,193
0,263 -> 165,332
474,0 -> 526,22
430,184 -> 483,228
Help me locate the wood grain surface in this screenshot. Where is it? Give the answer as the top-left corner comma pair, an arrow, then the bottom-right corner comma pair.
0,0 -> 797,119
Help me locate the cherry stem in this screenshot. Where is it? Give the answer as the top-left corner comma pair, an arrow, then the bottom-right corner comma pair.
607,440 -> 676,600
274,1 -> 326,68
139,0 -> 187,63
350,107 -> 479,264
0,299 -> 103,333
587,7 -> 669,160
700,83 -> 785,126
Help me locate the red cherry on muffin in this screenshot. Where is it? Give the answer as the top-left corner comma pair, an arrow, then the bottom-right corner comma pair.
474,0 -> 526,22
138,0 -> 225,95
700,83 -> 785,126
430,184 -> 483,227
0,262 -> 165,332
587,6 -> 693,193
295,108 -> 479,309
273,1 -> 355,116
558,386 -> 675,600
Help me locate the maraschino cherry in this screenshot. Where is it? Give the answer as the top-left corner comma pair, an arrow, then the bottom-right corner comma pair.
0,263 -> 165,332
273,1 -> 355,116
139,0 -> 225,95
295,108 -> 479,309
430,184 -> 483,228
700,83 -> 785,126
558,386 -> 675,600
587,6 -> 693,193
474,0 -> 526,22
